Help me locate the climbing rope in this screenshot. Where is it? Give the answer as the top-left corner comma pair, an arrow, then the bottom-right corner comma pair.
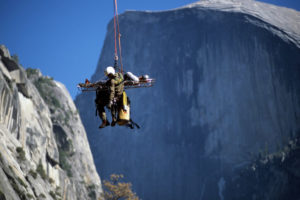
113,0 -> 124,74
113,0 -> 117,57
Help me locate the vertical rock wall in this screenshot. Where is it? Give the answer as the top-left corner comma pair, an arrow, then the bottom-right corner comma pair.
0,45 -> 102,200
76,1 -> 300,199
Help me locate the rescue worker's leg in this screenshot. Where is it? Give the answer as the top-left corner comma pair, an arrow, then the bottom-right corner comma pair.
97,104 -> 110,128
95,89 -> 110,129
110,103 -> 118,127
111,97 -> 122,127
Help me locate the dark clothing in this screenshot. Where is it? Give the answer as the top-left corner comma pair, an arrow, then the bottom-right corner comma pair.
95,70 -> 124,123
95,88 -> 109,121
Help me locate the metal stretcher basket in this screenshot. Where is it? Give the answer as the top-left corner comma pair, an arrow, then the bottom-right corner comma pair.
77,77 -> 155,92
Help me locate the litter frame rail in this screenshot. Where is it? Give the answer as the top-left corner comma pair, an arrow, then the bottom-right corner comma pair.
77,79 -> 155,92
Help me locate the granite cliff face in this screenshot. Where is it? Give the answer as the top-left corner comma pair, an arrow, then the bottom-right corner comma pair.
0,45 -> 102,200
76,0 -> 300,199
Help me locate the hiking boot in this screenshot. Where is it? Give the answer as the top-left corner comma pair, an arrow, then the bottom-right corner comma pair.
111,119 -> 117,127
99,120 -> 110,129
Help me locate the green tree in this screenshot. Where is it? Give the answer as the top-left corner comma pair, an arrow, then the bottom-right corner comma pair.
102,174 -> 139,200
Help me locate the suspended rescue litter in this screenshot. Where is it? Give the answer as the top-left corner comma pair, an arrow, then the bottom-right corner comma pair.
77,0 -> 155,129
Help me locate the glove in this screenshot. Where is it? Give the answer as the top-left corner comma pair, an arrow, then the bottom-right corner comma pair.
107,101 -> 113,109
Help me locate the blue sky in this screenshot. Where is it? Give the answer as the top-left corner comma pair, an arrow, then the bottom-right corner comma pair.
0,0 -> 299,99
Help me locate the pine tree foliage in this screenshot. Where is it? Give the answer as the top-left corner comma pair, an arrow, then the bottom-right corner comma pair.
102,174 -> 139,200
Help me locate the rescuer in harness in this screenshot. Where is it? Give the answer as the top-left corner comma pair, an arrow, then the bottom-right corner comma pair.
95,56 -> 124,128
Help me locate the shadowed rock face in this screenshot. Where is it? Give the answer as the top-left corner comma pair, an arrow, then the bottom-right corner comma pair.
224,131 -> 300,200
76,1 -> 300,199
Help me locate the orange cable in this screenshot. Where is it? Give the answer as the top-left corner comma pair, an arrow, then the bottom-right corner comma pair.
114,0 -> 124,74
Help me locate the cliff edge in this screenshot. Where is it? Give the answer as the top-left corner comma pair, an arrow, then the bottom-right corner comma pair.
0,45 -> 102,200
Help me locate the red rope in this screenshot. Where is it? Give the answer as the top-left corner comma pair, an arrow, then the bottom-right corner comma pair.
113,0 -> 124,74
115,0 -> 123,74
118,33 -> 123,74
113,0 -> 117,56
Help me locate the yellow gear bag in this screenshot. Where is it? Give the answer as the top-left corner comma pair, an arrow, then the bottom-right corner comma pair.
117,91 -> 130,125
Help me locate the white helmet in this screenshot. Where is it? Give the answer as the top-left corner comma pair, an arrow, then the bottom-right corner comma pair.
104,66 -> 115,76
